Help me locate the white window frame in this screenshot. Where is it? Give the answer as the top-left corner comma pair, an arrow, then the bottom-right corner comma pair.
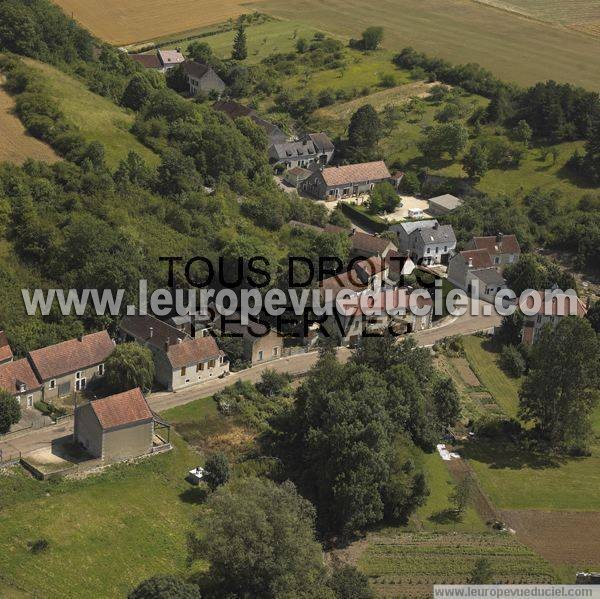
75,371 -> 82,380
258,350 -> 264,361
27,394 -> 33,408
98,363 -> 105,376
49,379 -> 56,390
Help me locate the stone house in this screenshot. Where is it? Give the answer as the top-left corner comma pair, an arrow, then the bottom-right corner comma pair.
447,249 -> 507,303
466,233 -> 521,267
269,133 -> 334,169
392,220 -> 456,265
28,331 -> 115,402
214,315 -> 284,365
119,314 -> 228,391
157,49 -> 185,70
74,387 -> 154,462
302,161 -> 392,200
182,61 -> 226,96
0,358 -> 43,410
521,290 -> 588,345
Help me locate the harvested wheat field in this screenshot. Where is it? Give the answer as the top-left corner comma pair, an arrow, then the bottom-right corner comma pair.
256,0 -> 600,89
53,0 -> 253,45
0,85 -> 59,165
502,510 -> 600,569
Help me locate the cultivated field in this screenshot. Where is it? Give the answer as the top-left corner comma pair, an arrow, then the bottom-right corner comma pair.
52,0 -> 252,45
500,510 -> 600,569
253,0 -> 600,90
357,532 -> 555,596
22,59 -> 159,169
476,0 -> 600,34
0,85 -> 59,165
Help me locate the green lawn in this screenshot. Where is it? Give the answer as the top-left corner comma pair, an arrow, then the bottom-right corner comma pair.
462,336 -> 521,419
463,404 -> 600,511
23,59 -> 159,169
173,19 -> 324,64
412,451 -> 486,533
0,437 -> 203,598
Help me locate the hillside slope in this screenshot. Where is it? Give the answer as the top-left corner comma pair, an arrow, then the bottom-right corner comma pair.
22,59 -> 159,169
0,84 -> 59,165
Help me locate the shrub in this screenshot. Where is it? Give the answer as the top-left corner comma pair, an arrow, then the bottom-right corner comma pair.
29,538 -> 49,554
499,344 -> 526,377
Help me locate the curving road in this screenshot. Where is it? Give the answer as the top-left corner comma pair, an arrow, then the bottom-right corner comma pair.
0,302 -> 499,459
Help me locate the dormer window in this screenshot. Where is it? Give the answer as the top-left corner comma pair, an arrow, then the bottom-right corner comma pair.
76,371 -> 82,380
18,383 -> 26,393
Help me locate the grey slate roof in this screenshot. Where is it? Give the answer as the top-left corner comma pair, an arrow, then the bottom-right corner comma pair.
271,139 -> 319,160
416,224 -> 456,245
470,268 -> 505,286
393,219 -> 439,235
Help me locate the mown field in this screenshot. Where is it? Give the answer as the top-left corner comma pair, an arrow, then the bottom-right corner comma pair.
0,437 -> 202,598
22,59 -> 159,169
475,0 -> 600,26
253,0 -> 600,90
172,19 -> 324,64
52,0 -> 252,45
0,85 -> 58,165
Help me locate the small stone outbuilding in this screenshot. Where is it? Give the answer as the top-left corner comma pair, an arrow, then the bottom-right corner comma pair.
74,388 -> 154,463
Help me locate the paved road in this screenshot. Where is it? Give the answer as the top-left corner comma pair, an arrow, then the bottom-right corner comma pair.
0,302 -> 499,458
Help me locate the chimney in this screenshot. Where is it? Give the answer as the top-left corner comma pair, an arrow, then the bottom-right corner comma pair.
351,227 -> 357,235
164,337 -> 170,352
77,334 -> 84,342
468,257 -> 473,268
177,337 -> 183,344
149,326 -> 153,339
496,232 -> 503,243
433,222 -> 439,229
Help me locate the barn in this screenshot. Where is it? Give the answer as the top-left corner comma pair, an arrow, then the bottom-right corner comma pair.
74,388 -> 154,462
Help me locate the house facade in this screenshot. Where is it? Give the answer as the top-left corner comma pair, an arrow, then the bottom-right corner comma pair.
214,315 -> 284,365
0,358 -> 43,410
74,388 -> 154,462
521,291 -> 588,345
284,166 -> 313,188
350,230 -> 397,260
448,249 -> 507,303
182,61 -> 226,96
119,314 -> 228,391
466,233 -> 521,267
392,220 -> 456,265
302,161 -> 392,200
28,331 -> 115,401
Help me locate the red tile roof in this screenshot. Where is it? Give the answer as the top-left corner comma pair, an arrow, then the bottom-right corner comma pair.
520,291 -> 587,317
354,256 -> 386,276
321,161 -> 391,187
320,271 -> 366,297
459,249 -> 493,269
90,388 -> 152,430
472,234 -> 520,256
0,330 -> 12,363
0,358 -> 41,395
129,53 -> 162,69
337,288 -> 432,317
351,231 -> 396,256
166,335 -> 223,369
29,331 -> 114,381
